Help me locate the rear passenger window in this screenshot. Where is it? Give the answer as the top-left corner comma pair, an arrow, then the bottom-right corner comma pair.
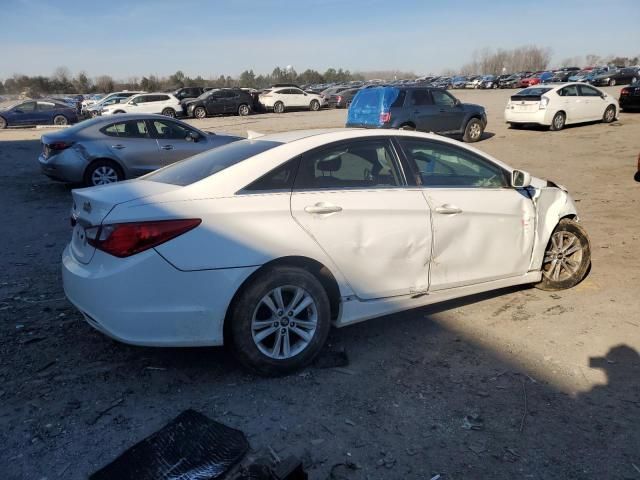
294,140 -> 402,190
244,158 -> 300,192
559,86 -> 578,96
101,120 -> 150,138
398,138 -> 507,188
410,89 -> 432,106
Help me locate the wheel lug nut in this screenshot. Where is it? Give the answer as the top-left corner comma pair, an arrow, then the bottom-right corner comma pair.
273,322 -> 279,327
277,310 -> 283,316
288,311 -> 293,316
281,328 -> 286,334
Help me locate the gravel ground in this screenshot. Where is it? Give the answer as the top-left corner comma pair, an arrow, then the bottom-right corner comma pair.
0,87 -> 639,479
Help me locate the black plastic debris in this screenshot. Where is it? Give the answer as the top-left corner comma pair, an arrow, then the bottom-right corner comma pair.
233,456 -> 308,480
312,347 -> 349,369
91,409 -> 249,480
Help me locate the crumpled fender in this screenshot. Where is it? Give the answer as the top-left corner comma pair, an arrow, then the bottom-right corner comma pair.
528,181 -> 579,271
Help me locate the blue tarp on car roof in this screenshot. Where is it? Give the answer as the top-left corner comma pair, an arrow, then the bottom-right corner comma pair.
346,87 -> 400,127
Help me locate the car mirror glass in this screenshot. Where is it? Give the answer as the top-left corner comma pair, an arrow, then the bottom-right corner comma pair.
511,169 -> 531,188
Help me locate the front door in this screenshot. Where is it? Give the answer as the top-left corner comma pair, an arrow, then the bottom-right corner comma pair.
557,84 -> 583,122
578,84 -> 607,120
149,118 -> 209,165
430,90 -> 466,133
100,119 -> 161,175
396,137 -> 535,291
290,138 -> 431,299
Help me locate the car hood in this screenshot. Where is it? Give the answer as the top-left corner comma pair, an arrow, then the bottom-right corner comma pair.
461,103 -> 485,113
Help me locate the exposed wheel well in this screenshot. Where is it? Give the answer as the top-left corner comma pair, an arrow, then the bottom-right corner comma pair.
399,122 -> 416,129
223,256 -> 342,341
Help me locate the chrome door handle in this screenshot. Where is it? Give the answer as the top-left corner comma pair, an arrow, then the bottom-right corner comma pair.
160,145 -> 174,150
304,202 -> 343,214
435,204 -> 462,215
111,144 -> 125,149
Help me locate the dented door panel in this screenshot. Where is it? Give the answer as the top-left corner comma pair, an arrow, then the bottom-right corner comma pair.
290,189 -> 431,300
424,188 -> 536,290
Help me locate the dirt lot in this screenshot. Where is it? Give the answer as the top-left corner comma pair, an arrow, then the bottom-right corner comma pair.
1,88 -> 639,479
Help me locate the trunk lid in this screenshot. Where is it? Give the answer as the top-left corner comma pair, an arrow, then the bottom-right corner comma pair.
69,180 -> 181,264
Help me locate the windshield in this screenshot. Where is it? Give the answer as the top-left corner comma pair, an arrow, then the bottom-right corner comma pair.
144,139 -> 283,186
515,87 -> 552,96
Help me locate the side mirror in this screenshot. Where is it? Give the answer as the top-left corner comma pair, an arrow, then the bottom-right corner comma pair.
186,131 -> 200,142
511,169 -> 531,188
304,93 -> 308,96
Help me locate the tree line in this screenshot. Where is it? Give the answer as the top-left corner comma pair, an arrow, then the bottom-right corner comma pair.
0,66 -> 365,96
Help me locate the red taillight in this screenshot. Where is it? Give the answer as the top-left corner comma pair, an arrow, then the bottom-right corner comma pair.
380,112 -> 391,123
87,219 -> 201,258
620,88 -> 630,96
49,141 -> 73,151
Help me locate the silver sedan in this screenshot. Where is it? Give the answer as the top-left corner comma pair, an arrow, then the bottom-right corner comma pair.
38,114 -> 242,186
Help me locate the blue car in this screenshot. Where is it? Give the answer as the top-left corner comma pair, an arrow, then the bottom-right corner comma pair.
0,99 -> 79,129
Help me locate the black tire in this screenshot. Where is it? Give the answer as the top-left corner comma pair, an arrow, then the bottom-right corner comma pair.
229,266 -> 331,376
83,159 -> 124,187
462,117 -> 484,142
53,115 -> 68,126
113,110 -> 125,114
550,111 -> 565,131
273,101 -> 285,114
399,123 -> 415,131
194,106 -> 207,119
602,104 -> 616,123
161,108 -> 176,118
509,122 -> 524,129
309,100 -> 320,111
535,219 -> 591,291
0,116 -> 6,129
238,104 -> 250,116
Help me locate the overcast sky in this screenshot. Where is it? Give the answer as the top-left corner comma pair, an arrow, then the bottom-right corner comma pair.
1,0 -> 639,80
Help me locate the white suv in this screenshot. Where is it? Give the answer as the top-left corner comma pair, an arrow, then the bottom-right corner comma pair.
101,93 -> 181,117
259,87 -> 323,113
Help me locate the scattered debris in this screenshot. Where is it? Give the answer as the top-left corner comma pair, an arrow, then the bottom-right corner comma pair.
91,409 -> 249,480
462,414 -> 484,431
86,397 -> 124,426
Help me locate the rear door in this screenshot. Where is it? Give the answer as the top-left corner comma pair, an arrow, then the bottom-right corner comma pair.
100,119 -> 161,175
290,88 -> 308,107
430,90 -> 466,132
406,88 -> 440,131
290,137 -> 432,299
557,85 -> 582,122
149,118 -> 210,164
397,137 -> 535,290
206,91 -> 225,114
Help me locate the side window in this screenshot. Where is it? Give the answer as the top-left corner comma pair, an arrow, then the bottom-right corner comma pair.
294,139 -> 402,190
244,158 -> 300,192
101,120 -> 150,139
410,89 -> 433,106
151,119 -> 193,140
398,138 -> 507,188
37,102 -> 56,111
132,96 -> 147,104
15,101 -> 36,112
579,85 -> 601,97
291,89 -> 304,95
391,90 -> 406,108
559,85 -> 578,96
431,91 -> 456,107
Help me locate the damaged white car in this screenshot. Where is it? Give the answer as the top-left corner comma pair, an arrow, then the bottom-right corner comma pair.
62,129 -> 591,375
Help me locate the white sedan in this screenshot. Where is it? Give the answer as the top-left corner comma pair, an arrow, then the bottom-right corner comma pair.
259,87 -> 323,113
505,82 -> 618,130
62,129 -> 591,375
101,93 -> 181,118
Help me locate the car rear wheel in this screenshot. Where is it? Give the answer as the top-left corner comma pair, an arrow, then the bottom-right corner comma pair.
161,108 -> 176,118
509,122 -> 524,129
535,219 -> 591,291
273,101 -> 285,114
462,118 -> 483,142
53,115 -> 68,126
550,111 -> 565,131
194,107 -> 207,119
84,160 -> 124,187
309,100 -> 320,111
603,104 -> 616,123
238,104 -> 250,116
0,116 -> 6,129
608,79 -> 616,87
229,266 -> 331,376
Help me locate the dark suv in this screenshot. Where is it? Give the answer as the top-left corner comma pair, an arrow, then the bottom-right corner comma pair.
182,89 -> 254,118
172,87 -> 212,102
346,86 -> 487,142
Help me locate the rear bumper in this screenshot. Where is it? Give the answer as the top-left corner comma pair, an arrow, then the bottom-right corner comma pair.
504,108 -> 551,125
38,149 -> 87,183
62,246 -> 258,347
619,97 -> 640,109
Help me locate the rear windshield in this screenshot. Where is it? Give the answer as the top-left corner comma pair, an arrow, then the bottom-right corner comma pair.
346,87 -> 403,127
144,139 -> 282,186
512,87 -> 552,99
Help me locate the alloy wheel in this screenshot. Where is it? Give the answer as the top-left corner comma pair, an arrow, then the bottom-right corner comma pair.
542,231 -> 584,282
91,166 -> 119,185
251,285 -> 318,360
469,122 -> 482,140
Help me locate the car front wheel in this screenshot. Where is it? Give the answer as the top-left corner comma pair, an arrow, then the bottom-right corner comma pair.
161,108 -> 176,118
462,118 -> 483,142
273,101 -> 285,114
309,100 -> 320,111
194,107 -> 207,119
229,266 -> 331,376
535,219 -> 591,291
53,115 -> 68,126
0,116 -> 6,129
603,105 -> 616,123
